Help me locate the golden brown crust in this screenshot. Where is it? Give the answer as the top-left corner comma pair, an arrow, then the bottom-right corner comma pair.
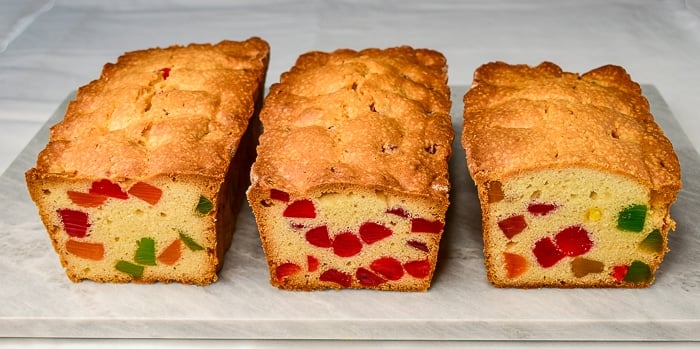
462,61 -> 681,205
251,46 -> 453,202
34,38 -> 269,180
248,46 -> 452,291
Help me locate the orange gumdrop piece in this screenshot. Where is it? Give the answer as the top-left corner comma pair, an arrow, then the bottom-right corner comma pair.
504,252 -> 528,279
66,239 -> 104,260
67,191 -> 107,208
128,182 -> 163,205
157,239 -> 182,265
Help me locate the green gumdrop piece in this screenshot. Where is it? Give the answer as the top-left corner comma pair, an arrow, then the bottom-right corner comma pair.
196,195 -> 213,215
179,232 -> 204,251
640,229 -> 664,253
623,260 -> 652,283
116,260 -> 144,278
617,204 -> 647,232
135,237 -> 157,265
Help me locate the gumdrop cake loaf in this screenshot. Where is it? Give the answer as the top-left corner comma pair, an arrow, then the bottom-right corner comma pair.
247,46 -> 453,291
462,61 -> 681,288
25,37 -> 270,285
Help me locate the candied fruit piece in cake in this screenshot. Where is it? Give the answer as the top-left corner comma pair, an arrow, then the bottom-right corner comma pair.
503,252 -> 528,279
306,255 -> 319,272
527,202 -> 557,216
135,237 -> 157,266
320,269 -> 352,288
65,240 -> 105,261
195,196 -> 214,215
571,258 -> 604,278
159,67 -> 171,80
623,261 -> 652,283
617,204 -> 647,232
611,265 -> 630,282
157,239 -> 182,266
89,179 -> 128,199
57,209 -> 90,238
407,240 -> 429,253
403,259 -> 431,279
639,229 -> 664,253
283,199 -> 316,218
410,218 -> 444,234
25,37 -> 270,285
370,257 -> 404,281
332,232 -> 363,257
359,222 -> 393,244
533,237 -> 565,268
276,262 -> 302,283
116,260 -> 145,279
497,215 -> 527,239
356,267 -> 386,287
67,191 -> 107,208
462,61 -> 681,288
128,182 -> 163,205
305,226 -> 333,248
554,226 -> 593,257
248,45 -> 452,291
270,189 -> 290,202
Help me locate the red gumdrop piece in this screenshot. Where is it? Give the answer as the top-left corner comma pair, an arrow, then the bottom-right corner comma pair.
410,218 -> 444,234
498,215 -> 527,239
356,267 -> 386,287
57,209 -> 90,238
612,265 -> 629,282
555,225 -> 593,257
89,179 -> 128,200
283,199 -> 316,218
276,262 -> 301,282
404,259 -> 431,279
359,222 -> 393,244
533,237 -> 564,268
320,269 -> 352,288
270,189 -> 290,202
386,207 -> 409,218
370,257 -> 404,280
307,255 -> 319,272
332,232 -> 363,257
160,67 -> 171,80
407,240 -> 429,253
527,202 -> 557,216
305,226 -> 332,248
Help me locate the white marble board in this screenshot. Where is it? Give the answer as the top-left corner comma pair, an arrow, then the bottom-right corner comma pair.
0,86 -> 698,341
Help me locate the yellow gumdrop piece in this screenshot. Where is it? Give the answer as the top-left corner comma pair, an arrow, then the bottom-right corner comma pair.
586,207 -> 602,221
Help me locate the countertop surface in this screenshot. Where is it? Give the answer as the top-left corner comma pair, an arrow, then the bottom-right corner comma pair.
1,1 -> 699,348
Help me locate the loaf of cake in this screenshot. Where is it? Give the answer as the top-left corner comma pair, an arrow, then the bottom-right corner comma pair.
247,46 -> 453,291
25,37 -> 270,285
462,61 -> 681,288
